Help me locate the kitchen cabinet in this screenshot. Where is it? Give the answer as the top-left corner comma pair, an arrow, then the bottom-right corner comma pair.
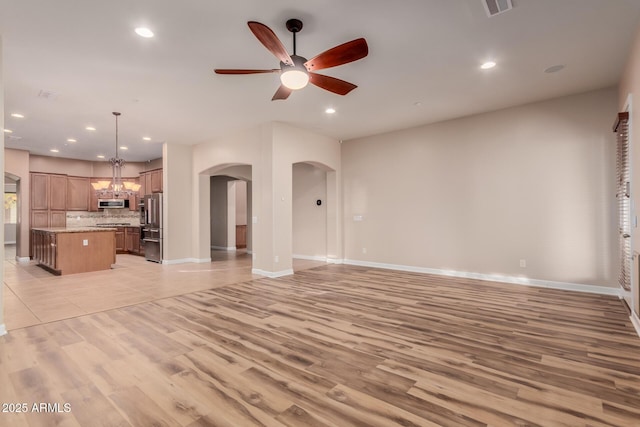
140,168 -> 163,195
150,169 -> 162,193
31,173 -> 49,210
50,211 -> 67,227
31,173 -> 67,210
32,228 -> 116,275
30,173 -> 67,256
66,176 -> 90,211
50,175 -> 67,210
125,227 -> 141,254
115,227 -> 125,253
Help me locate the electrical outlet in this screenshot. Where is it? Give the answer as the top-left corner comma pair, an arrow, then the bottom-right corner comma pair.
83,239 -> 88,246
362,248 -> 367,254
520,259 -> 526,268
274,255 -> 279,263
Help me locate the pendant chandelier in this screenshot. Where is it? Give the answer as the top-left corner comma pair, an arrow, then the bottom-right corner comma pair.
91,112 -> 141,197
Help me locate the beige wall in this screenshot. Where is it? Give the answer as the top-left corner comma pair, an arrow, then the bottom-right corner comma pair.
342,88 -> 618,287
30,154 -> 147,177
191,122 -> 341,274
4,149 -> 30,258
163,143 -> 192,262
619,23 -> 640,315
210,176 -> 233,249
236,180 -> 247,226
293,163 -> 327,258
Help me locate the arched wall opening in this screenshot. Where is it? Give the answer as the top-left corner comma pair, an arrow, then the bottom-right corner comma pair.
200,163 -> 253,266
4,172 -> 22,261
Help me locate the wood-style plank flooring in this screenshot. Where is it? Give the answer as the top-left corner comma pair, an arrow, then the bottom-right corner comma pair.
1,253 -> 640,426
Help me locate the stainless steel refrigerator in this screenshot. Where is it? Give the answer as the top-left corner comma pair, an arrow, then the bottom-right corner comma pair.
142,193 -> 163,262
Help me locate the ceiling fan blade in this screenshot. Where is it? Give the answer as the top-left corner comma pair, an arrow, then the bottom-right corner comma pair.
272,85 -> 292,101
308,73 -> 358,95
248,21 -> 293,66
304,38 -> 368,71
214,69 -> 280,74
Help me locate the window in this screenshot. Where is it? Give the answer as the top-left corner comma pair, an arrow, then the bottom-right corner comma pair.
614,112 -> 631,291
4,193 -> 17,224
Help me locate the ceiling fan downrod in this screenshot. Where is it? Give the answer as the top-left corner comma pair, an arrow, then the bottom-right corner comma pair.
286,18 -> 303,56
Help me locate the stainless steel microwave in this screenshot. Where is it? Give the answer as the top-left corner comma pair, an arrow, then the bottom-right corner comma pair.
98,199 -> 128,209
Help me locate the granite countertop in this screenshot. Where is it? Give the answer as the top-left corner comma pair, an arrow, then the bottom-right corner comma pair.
31,227 -> 118,233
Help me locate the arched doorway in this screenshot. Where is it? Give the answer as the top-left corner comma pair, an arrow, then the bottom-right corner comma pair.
4,173 -> 22,261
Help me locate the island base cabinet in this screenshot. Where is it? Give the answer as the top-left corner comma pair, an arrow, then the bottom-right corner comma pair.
32,229 -> 116,275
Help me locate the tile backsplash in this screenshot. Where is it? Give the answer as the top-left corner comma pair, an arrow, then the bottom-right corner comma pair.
66,210 -> 140,227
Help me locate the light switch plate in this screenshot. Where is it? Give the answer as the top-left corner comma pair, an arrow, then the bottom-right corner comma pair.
83,239 -> 89,246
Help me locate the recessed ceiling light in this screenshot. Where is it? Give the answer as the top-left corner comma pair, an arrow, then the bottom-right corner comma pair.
325,108 -> 336,114
85,126 -> 96,131
480,61 -> 497,70
50,149 -> 59,153
67,138 -> 77,143
142,136 -> 151,141
3,129 -> 13,133
120,146 -> 128,150
97,155 -> 105,159
11,113 -> 24,118
135,27 -> 154,38
414,102 -> 423,107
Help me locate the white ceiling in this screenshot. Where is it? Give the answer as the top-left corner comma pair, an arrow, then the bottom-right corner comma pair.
1,0 -> 640,162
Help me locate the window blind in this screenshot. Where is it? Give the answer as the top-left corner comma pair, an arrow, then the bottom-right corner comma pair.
614,111 -> 631,291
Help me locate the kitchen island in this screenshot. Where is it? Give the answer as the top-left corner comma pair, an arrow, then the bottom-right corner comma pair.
31,227 -> 116,275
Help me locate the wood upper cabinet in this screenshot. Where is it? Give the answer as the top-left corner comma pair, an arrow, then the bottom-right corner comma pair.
31,173 -> 50,210
49,175 -> 67,210
66,176 -> 90,211
31,173 -> 67,211
50,211 -> 67,227
150,169 -> 162,193
31,210 -> 50,228
140,169 -> 162,195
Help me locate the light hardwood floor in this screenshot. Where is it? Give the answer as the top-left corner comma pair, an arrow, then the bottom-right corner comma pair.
1,253 -> 639,426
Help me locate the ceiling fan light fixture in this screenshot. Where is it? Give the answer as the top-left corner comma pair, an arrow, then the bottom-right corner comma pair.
280,69 -> 309,90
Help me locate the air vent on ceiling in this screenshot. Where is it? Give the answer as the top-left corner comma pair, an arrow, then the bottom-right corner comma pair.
482,0 -> 513,17
37,89 -> 59,100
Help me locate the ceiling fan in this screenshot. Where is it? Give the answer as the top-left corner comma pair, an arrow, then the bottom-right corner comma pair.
214,19 -> 368,101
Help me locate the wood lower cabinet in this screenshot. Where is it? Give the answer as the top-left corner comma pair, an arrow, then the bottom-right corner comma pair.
30,210 -> 66,256
236,225 -> 247,249
125,227 -> 141,254
115,228 -> 125,253
116,227 -> 142,255
32,228 -> 116,275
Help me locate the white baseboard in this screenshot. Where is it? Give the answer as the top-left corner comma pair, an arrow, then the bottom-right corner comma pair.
16,256 -> 30,263
292,255 -> 344,264
251,268 -> 293,278
162,257 -> 212,265
4,241 -> 16,245
631,311 -> 640,338
343,259 -> 621,296
293,254 -> 327,262
0,324 -> 6,336
211,246 -> 236,251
